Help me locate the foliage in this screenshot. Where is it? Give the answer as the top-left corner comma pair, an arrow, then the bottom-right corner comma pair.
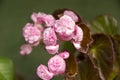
64,14 -> 120,80
52,9 -> 120,80
0,58 -> 14,80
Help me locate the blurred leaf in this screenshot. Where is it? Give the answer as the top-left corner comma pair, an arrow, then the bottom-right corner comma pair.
114,74 -> 120,80
76,53 -> 101,80
112,34 -> 120,65
90,15 -> 118,35
0,57 -> 14,80
78,23 -> 93,53
89,34 -> 114,80
111,34 -> 120,80
0,72 -> 6,80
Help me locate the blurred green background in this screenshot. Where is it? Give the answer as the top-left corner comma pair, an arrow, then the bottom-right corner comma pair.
0,0 -> 120,80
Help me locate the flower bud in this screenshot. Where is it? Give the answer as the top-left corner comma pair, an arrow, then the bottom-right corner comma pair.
31,12 -> 46,24
58,51 -> 70,59
72,25 -> 83,50
43,14 -> 55,27
64,10 -> 78,22
72,25 -> 83,42
20,44 -> 32,55
48,55 -> 66,75
31,12 -> 55,26
43,27 -> 57,46
37,64 -> 54,80
23,23 -> 42,44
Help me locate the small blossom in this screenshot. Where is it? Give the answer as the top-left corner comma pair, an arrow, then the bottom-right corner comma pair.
72,25 -> 83,50
72,25 -> 83,42
45,45 -> 59,54
31,12 -> 38,23
37,64 -> 54,80
43,27 -> 57,46
48,55 -> 66,75
20,44 -> 32,56
23,23 -> 42,44
54,15 -> 75,41
31,12 -> 46,24
43,15 -> 55,27
58,51 -> 70,59
64,10 -> 78,22
31,12 -> 55,26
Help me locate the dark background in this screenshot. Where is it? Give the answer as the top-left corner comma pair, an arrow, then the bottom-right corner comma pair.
0,0 -> 120,79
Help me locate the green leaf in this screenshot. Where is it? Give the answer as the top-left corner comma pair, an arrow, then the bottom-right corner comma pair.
0,57 -> 14,80
0,72 -> 7,80
90,15 -> 118,35
76,53 -> 101,80
89,34 -> 114,80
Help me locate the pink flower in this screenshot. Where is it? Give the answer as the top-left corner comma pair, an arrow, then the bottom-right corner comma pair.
72,25 -> 83,50
72,25 -> 83,42
20,44 -> 32,56
43,15 -> 55,27
37,64 -> 54,80
31,12 -> 46,24
43,27 -> 57,46
23,23 -> 42,44
48,55 -> 66,75
54,15 -> 75,41
58,51 -> 70,59
45,44 -> 59,54
31,12 -> 55,26
64,10 -> 78,22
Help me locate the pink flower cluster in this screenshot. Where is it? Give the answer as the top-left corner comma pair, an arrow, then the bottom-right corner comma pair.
20,10 -> 83,80
37,52 -> 69,80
